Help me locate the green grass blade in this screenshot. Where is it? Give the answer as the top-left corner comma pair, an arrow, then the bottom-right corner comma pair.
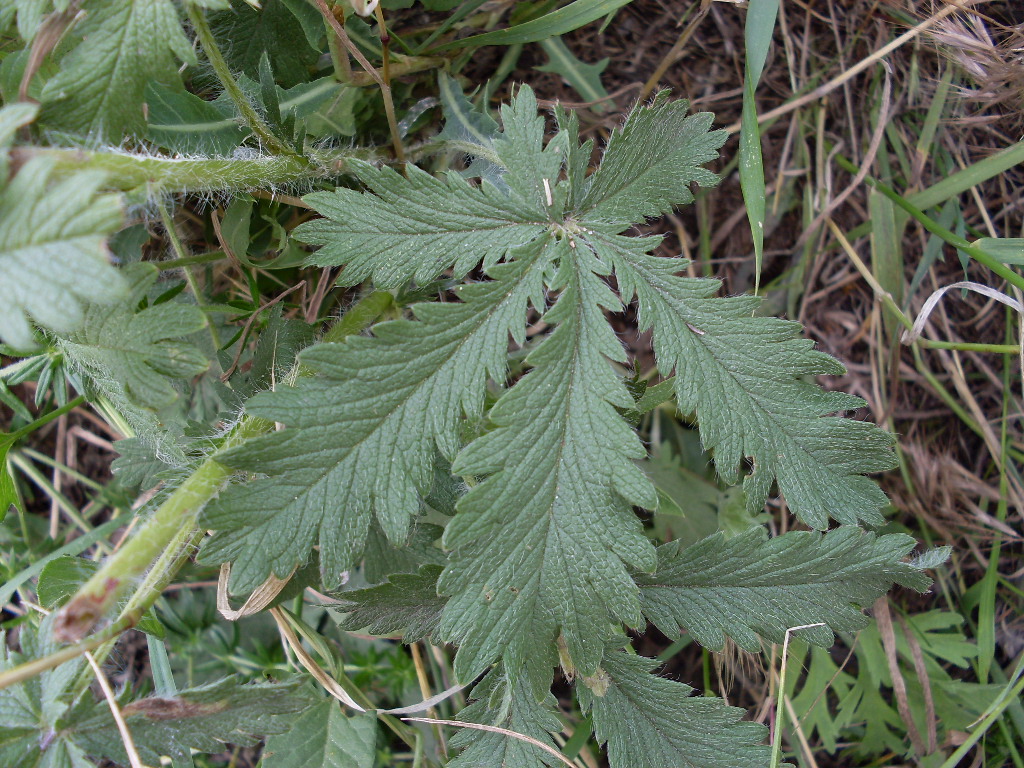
738,0 -> 779,294
909,139 -> 1024,211
433,0 -> 634,51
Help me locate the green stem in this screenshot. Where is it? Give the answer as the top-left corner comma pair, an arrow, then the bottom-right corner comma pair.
10,147 -> 364,201
0,612 -> 140,691
51,289 -> 399,643
8,394 -> 86,442
52,416 -> 268,643
834,154 -> 1024,294
186,3 -> 294,158
938,657 -> 1024,768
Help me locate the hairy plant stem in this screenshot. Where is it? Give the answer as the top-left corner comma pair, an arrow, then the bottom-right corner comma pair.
50,290 -> 397,646
10,146 -> 371,202
186,3 -> 295,158
52,416 -> 271,644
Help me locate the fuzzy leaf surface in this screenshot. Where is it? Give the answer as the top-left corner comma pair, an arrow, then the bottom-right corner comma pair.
261,701 -> 377,768
294,86 -> 563,289
69,678 -> 313,764
203,245 -> 548,595
296,160 -> 547,288
40,0 -> 195,139
593,232 -> 895,527
0,157 -> 124,349
578,649 -> 772,768
57,263 -> 210,410
638,527 -> 934,651
579,93 -> 726,225
448,667 -> 564,768
440,244 -> 657,687
333,565 -> 446,643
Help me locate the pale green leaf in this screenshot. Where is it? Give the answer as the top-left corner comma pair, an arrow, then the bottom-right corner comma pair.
637,527 -> 934,651
578,93 -> 726,225
0,156 -> 124,350
440,242 -> 657,688
202,244 -> 549,595
40,0 -> 195,139
448,667 -> 564,768
261,701 -> 377,768
594,233 -> 895,528
333,565 -> 446,643
57,263 -> 210,410
436,72 -> 504,186
577,648 -> 771,768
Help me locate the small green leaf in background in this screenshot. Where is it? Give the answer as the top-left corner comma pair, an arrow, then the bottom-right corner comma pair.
145,82 -> 249,155
738,0 -> 779,293
435,0 -> 634,50
69,678 -> 315,765
0,432 -> 19,521
57,263 -> 209,410
262,700 -> 378,768
536,36 -> 611,112
972,237 -> 1024,265
436,73 -> 505,186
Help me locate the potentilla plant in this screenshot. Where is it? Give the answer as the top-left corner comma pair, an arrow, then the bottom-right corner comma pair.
0,2 -> 945,766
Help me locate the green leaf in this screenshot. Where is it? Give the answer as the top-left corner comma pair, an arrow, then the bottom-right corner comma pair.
295,159 -> 547,288
578,93 -> 726,225
536,37 -> 610,112
0,431 -> 19,520
436,72 -> 504,186
434,0 -> 633,50
0,155 -> 125,350
208,0 -> 319,88
333,564 -> 446,643
69,678 -> 314,764
577,648 -> 772,768
202,243 -> 549,595
262,701 -> 377,768
440,241 -> 657,688
594,232 -> 896,528
448,666 -> 564,768
295,86 -> 561,288
0,101 -> 38,179
145,82 -> 249,155
637,527 -> 934,651
57,263 -> 210,410
39,0 -> 195,140
738,0 -> 780,292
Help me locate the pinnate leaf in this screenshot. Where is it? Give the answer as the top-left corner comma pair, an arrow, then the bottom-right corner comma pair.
579,93 -> 726,224
203,245 -> 548,595
448,667 -> 564,768
69,678 -> 313,764
57,263 -> 210,410
295,160 -> 547,289
440,244 -> 657,688
594,232 -> 896,527
333,564 -> 446,643
577,649 -> 771,768
638,526 -> 934,651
